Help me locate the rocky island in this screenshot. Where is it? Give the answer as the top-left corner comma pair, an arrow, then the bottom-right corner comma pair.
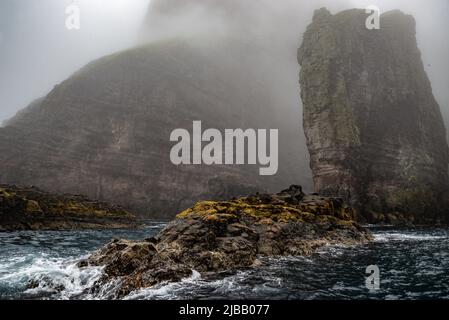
0,184 -> 137,231
78,186 -> 372,298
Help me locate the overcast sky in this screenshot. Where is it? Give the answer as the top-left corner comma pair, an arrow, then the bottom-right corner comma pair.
0,0 -> 150,123
0,0 -> 448,124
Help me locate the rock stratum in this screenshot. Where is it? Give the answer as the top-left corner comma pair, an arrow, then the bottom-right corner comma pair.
0,184 -> 137,231
77,186 -> 372,298
298,8 -> 449,224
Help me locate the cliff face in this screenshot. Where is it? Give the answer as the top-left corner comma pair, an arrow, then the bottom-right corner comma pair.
298,8 -> 449,223
0,35 -> 309,218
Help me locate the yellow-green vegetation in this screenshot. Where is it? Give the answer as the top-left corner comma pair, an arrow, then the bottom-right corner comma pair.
177,195 -> 355,224
0,188 -> 12,199
26,200 -> 43,214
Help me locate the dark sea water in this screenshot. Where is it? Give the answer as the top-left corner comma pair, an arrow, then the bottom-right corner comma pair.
0,224 -> 448,300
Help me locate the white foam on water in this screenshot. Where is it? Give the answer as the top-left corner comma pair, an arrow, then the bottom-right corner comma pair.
314,243 -> 352,257
374,232 -> 446,242
122,268 -> 280,300
26,261 -> 103,300
124,269 -> 202,300
0,253 -> 103,299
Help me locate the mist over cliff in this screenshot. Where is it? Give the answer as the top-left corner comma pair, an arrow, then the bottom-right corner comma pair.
0,0 -> 149,123
140,0 -> 449,126
1,0 -> 448,127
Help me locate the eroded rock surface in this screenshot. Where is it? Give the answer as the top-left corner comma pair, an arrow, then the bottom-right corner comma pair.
79,186 -> 372,298
298,8 -> 449,224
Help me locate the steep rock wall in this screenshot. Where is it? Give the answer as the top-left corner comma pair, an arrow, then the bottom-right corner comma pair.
298,8 -> 449,223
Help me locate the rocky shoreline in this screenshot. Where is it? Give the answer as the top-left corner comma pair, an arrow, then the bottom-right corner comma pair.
78,186 -> 372,298
0,184 -> 138,231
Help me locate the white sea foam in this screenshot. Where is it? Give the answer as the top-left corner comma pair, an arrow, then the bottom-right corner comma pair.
26,261 -> 103,299
374,232 -> 445,242
124,269 -> 202,300
0,254 -> 103,299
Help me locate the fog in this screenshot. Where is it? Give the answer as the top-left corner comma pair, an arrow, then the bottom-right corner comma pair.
1,0 -> 448,128
0,0 -> 150,123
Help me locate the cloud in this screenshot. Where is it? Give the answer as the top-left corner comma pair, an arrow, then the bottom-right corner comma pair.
0,0 -> 150,124
1,0 -> 448,127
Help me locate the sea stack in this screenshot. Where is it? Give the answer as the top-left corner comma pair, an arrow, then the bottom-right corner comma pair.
298,8 -> 449,224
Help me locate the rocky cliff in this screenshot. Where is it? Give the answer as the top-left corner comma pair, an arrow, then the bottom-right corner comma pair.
298,8 -> 449,224
0,22 -> 310,218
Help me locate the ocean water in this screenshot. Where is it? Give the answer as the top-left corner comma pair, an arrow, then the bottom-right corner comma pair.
0,224 -> 448,300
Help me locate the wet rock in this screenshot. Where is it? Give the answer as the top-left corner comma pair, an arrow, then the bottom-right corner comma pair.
79,185 -> 372,298
277,185 -> 305,204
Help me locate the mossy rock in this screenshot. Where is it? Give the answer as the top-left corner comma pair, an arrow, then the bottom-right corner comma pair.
26,200 -> 43,215
176,189 -> 356,225
1,184 -> 137,230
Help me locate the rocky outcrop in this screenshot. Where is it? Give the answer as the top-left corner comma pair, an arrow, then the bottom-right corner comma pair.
78,186 -> 372,298
298,8 -> 449,224
0,184 -> 137,231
